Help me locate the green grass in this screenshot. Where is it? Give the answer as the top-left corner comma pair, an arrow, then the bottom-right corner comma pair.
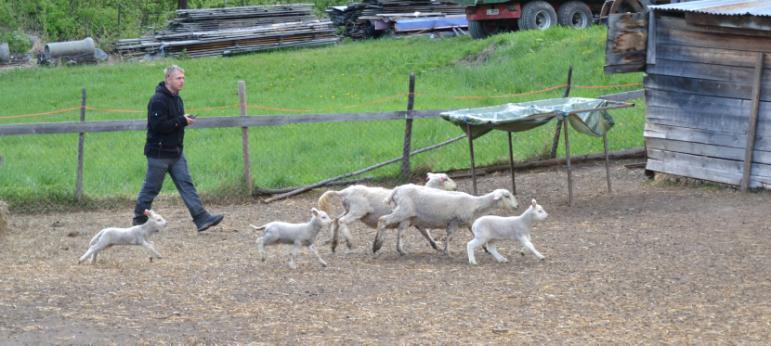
0,26 -> 644,209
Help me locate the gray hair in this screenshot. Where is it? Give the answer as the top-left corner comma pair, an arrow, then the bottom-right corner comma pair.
164,65 -> 185,78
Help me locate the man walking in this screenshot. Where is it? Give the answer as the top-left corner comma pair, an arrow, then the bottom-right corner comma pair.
133,65 -> 224,232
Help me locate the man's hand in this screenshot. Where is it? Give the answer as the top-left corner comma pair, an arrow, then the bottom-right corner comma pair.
184,114 -> 197,125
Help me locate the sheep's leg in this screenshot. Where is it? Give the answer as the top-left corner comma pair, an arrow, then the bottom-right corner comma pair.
309,244 -> 327,267
465,227 -> 490,254
257,237 -> 267,262
395,221 -> 411,256
519,237 -> 545,260
486,242 -> 508,263
336,217 -> 356,251
78,246 -> 96,264
443,222 -> 459,256
142,241 -> 162,259
288,242 -> 300,269
372,226 -> 387,254
467,238 -> 484,265
416,226 -> 439,251
80,242 -> 108,264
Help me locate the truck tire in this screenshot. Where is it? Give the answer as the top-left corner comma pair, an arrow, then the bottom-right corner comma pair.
518,1 -> 558,31
558,1 -> 593,29
469,20 -> 488,39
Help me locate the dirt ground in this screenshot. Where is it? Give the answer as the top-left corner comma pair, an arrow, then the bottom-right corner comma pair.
1,160 -> 769,344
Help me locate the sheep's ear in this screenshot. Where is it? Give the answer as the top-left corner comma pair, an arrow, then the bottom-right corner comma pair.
143,209 -> 151,216
426,172 -> 434,181
531,199 -> 537,207
311,208 -> 319,216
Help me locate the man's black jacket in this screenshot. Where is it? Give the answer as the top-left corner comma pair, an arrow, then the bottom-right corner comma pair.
144,82 -> 188,159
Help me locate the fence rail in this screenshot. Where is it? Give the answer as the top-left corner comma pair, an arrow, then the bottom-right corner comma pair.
0,110 -> 446,136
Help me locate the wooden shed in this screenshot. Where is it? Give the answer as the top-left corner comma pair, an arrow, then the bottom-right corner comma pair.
605,0 -> 771,190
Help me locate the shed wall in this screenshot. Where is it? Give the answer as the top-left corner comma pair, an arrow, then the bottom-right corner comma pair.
644,14 -> 771,188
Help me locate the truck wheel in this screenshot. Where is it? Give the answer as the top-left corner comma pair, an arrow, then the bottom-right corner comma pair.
469,20 -> 488,39
518,1 -> 558,31
558,1 -> 593,29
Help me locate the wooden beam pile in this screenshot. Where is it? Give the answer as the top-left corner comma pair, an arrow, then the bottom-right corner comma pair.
115,4 -> 337,58
327,0 -> 465,39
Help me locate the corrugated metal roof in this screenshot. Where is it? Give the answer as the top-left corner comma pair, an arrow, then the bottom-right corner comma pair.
651,0 -> 771,17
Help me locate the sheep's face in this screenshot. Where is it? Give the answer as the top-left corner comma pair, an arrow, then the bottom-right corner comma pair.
426,172 -> 458,191
143,209 -> 167,230
311,208 -> 333,227
530,199 -> 548,221
493,189 -> 518,209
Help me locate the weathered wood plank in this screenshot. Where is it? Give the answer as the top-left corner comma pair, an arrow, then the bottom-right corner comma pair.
644,73 -> 771,103
742,53 -> 764,191
604,12 -> 647,74
684,12 -> 771,33
646,137 -> 771,165
646,148 -> 771,188
656,15 -> 771,51
655,43 -> 771,70
644,122 -> 756,151
646,58 -> 770,86
645,89 -> 771,136
0,110 -> 446,136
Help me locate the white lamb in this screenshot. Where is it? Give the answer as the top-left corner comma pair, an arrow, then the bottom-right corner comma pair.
376,185 -> 518,255
467,199 -> 548,265
250,208 -> 333,269
78,209 -> 166,264
317,172 -> 457,254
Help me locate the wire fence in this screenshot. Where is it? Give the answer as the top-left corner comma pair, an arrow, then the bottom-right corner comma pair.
0,80 -> 645,206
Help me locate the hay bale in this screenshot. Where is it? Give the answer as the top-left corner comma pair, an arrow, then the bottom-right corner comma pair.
0,200 -> 8,233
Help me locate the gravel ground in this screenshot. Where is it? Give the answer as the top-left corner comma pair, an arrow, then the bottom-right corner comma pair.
1,160 -> 769,344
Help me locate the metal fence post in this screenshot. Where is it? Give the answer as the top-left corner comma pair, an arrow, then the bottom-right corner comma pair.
400,73 -> 415,181
238,80 -> 253,195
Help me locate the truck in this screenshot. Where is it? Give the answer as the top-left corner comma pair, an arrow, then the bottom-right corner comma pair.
452,0 -> 668,39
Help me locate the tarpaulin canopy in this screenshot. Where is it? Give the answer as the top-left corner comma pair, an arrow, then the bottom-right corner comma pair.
440,97 -> 618,139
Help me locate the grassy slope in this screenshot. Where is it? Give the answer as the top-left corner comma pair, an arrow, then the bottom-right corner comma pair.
0,26 -> 644,208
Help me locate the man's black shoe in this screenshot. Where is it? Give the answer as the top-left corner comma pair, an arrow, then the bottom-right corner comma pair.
196,214 -> 224,232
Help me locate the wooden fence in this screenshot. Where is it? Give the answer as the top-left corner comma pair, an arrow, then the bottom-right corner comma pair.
0,77 -> 643,201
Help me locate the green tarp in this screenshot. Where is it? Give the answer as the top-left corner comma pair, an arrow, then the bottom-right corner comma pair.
440,97 -> 617,139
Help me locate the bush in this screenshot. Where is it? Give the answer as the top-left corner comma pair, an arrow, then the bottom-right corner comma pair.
0,31 -> 32,53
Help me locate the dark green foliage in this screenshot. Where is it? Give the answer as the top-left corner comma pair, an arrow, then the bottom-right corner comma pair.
0,0 -> 350,47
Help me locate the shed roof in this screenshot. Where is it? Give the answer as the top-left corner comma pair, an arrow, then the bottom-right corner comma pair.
651,0 -> 771,17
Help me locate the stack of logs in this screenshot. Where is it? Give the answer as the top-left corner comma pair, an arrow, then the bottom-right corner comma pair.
326,0 -> 465,39
115,4 -> 338,58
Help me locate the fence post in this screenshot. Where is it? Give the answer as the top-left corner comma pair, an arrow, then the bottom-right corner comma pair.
400,73 -> 416,181
75,88 -> 86,201
238,80 -> 253,195
550,65 -> 573,158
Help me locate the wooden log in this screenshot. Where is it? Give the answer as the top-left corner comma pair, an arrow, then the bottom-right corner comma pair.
75,88 -> 86,201
400,73 -> 415,180
742,53 -> 764,191
238,81 -> 253,195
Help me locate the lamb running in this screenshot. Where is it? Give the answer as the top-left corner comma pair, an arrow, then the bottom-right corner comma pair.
78,209 -> 166,264
376,185 -> 518,255
467,199 -> 548,265
250,208 -> 333,269
317,172 -> 457,254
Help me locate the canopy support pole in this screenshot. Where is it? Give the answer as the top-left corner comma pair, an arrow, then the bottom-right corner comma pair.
508,131 -> 516,195
603,133 -> 612,193
563,115 -> 573,206
466,124 -> 478,195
